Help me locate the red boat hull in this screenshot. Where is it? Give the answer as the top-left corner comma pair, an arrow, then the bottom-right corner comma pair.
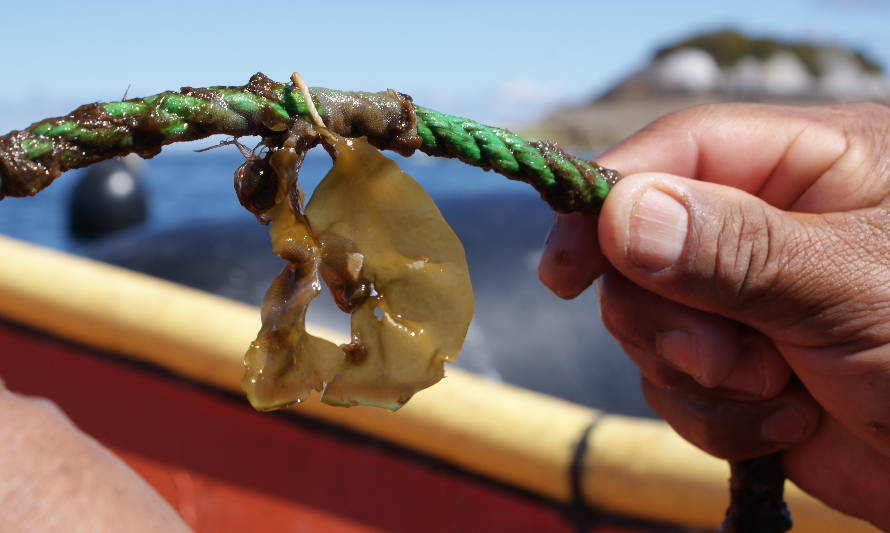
0,321 -> 659,533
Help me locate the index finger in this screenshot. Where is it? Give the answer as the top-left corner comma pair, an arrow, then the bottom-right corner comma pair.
596,103 -> 849,210
539,102 -> 850,298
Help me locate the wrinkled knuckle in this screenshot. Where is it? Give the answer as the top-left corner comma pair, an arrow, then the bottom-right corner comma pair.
859,107 -> 890,178
831,103 -> 890,177
828,211 -> 890,301
863,207 -> 890,250
708,203 -> 785,310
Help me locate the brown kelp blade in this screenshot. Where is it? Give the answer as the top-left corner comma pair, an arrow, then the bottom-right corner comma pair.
306,135 -> 474,410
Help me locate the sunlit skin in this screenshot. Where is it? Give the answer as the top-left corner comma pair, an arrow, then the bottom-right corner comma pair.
539,102 -> 890,530
0,382 -> 192,532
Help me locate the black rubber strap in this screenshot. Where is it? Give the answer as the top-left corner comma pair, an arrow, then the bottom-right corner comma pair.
565,412 -> 606,532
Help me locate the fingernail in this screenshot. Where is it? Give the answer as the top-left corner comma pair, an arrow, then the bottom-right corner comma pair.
628,188 -> 688,271
761,405 -> 807,443
657,330 -> 703,383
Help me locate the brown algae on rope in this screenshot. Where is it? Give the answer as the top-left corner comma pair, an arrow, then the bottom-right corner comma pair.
241,84 -> 473,410
0,73 -> 422,198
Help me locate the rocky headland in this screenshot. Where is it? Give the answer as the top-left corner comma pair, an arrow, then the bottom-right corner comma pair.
531,30 -> 890,150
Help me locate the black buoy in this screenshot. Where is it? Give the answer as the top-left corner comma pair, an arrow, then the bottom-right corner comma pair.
69,158 -> 147,240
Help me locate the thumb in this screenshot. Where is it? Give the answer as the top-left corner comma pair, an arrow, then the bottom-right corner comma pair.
598,172 -> 890,347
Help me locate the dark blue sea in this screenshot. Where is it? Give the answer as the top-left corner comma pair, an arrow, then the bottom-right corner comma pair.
0,146 -> 651,417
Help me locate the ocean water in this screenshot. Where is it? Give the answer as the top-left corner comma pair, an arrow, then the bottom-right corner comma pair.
0,146 -> 535,253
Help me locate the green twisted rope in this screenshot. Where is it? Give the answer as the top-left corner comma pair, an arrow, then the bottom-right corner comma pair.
414,106 -> 619,212
0,73 -> 619,213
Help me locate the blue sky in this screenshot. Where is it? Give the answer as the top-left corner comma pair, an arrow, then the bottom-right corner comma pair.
1,0 -> 888,134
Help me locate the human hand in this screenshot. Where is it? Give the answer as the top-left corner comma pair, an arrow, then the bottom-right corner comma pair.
538,102 -> 890,529
0,382 -> 192,532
